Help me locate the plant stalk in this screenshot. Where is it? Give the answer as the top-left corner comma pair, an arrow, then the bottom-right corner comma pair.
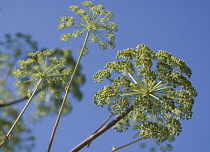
110,138 -> 142,152
87,112 -> 114,147
69,105 -> 134,152
0,79 -> 43,147
47,30 -> 91,152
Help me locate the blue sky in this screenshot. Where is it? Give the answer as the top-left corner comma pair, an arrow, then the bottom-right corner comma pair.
1,0 -> 210,152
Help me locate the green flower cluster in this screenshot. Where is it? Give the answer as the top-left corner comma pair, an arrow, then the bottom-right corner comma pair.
57,1 -> 117,50
93,44 -> 197,142
12,50 -> 71,100
11,49 -> 85,119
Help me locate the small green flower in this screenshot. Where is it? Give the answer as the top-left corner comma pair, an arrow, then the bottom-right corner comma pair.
93,44 -> 197,142
58,1 -> 117,50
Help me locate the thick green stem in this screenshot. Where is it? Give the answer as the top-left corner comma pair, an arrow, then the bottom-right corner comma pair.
47,30 -> 91,152
0,79 -> 43,147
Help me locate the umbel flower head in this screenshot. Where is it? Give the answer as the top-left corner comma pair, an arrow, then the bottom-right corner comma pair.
57,1 -> 117,50
12,49 -> 85,120
12,50 -> 71,99
93,44 -> 197,142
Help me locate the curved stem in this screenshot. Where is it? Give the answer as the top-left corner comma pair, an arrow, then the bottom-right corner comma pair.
0,96 -> 28,107
0,89 -> 42,107
0,79 -> 43,147
47,30 -> 91,152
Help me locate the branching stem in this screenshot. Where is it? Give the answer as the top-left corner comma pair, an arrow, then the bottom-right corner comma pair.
87,112 -> 114,147
69,105 -> 134,152
93,112 -> 114,134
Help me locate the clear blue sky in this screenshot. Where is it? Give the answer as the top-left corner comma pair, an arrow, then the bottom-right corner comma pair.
1,0 -> 210,152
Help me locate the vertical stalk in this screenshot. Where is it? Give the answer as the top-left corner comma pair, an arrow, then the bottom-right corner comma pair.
0,79 -> 43,147
47,30 -> 91,152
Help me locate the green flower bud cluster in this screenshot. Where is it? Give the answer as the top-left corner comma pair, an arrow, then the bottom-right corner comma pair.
10,49 -> 84,121
12,50 -> 71,99
58,1 -> 117,50
93,44 -> 197,142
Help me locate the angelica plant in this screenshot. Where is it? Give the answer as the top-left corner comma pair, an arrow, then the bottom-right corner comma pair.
0,33 -> 85,151
57,1 -> 117,49
0,1 -> 197,152
0,50 -> 73,147
47,1 -> 117,151
93,44 -> 197,150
